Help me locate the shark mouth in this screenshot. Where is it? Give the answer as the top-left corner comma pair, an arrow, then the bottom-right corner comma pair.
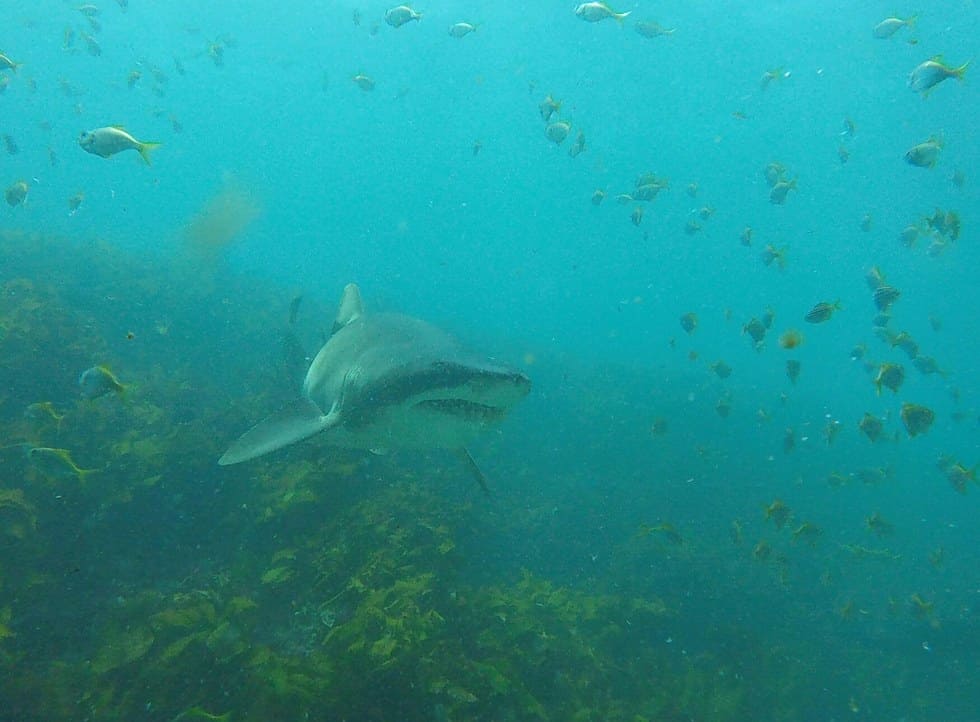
413,397 -> 510,422
342,361 -> 531,431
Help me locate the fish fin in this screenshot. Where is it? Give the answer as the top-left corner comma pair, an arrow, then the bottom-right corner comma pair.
331,283 -> 363,334
138,141 -> 162,166
219,398 -> 337,465
953,60 -> 970,79
456,447 -> 492,497
615,11 -> 631,24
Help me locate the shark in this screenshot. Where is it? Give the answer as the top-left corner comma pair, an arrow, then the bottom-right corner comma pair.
218,283 -> 531,478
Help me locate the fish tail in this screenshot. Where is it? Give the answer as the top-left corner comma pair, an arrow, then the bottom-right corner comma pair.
906,15 -> 918,28
953,60 -> 969,80
615,10 -> 631,24
138,141 -> 162,166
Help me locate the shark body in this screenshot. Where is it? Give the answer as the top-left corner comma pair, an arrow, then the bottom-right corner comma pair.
219,283 -> 530,467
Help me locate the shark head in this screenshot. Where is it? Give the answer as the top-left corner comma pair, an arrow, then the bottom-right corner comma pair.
218,284 -> 530,466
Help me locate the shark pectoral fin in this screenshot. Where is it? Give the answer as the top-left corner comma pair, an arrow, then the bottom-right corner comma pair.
218,398 -> 338,466
456,447 -> 492,497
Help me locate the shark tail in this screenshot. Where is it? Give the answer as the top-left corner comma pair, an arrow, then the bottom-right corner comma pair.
219,397 -> 337,465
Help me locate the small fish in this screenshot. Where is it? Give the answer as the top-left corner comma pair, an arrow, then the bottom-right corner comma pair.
730,519 -> 744,545
791,521 -> 822,545
950,169 -> 965,187
785,359 -> 801,384
539,94 -> 561,122
890,331 -> 918,358
590,189 -> 605,206
635,172 -> 669,190
837,144 -> 850,164
783,427 -> 796,453
856,466 -> 891,485
288,294 -> 303,325
68,192 -> 84,214
448,22 -> 477,38
908,593 -> 933,619
865,511 -> 893,537
764,162 -> 785,187
739,226 -> 753,246
384,5 -> 422,28
81,31 -> 101,56
5,180 -> 28,207
352,73 -> 375,91
760,244 -> 787,269
778,329 -> 803,349
769,178 -> 797,205
858,413 -> 884,442
3,134 -> 18,155
860,213 -> 873,232
126,69 -> 141,88
207,41 -> 224,66
905,135 -> 943,168
27,447 -> 98,481
631,206 -> 644,226
545,119 -> 571,145
79,365 -> 125,399
823,418 -> 842,446
865,265 -> 886,291
715,396 -> 732,418
632,183 -> 663,201
909,56 -> 968,97
24,401 -> 66,429
79,126 -> 161,165
0,53 -> 22,72
873,16 -> 916,39
743,317 -> 767,346
568,130 -> 586,158
898,225 -> 919,247
679,312 -> 698,334
760,67 -> 788,90
804,300 -> 841,324
686,183 -> 698,198
900,402 -> 934,437
574,2 -> 630,23
76,4 -> 100,17
927,208 -> 960,240
634,20 -> 675,38
873,363 -> 905,394
764,499 -> 791,529
684,218 -> 701,235
912,355 -> 945,377
710,360 -> 732,379
873,285 -> 901,312
937,456 -> 976,494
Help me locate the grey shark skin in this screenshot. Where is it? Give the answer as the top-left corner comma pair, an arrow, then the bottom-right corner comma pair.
219,283 -> 531,466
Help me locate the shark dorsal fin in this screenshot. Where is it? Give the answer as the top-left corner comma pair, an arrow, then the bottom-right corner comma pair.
331,283 -> 363,334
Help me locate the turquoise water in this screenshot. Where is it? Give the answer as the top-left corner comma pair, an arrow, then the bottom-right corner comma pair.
1,2 -> 978,721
